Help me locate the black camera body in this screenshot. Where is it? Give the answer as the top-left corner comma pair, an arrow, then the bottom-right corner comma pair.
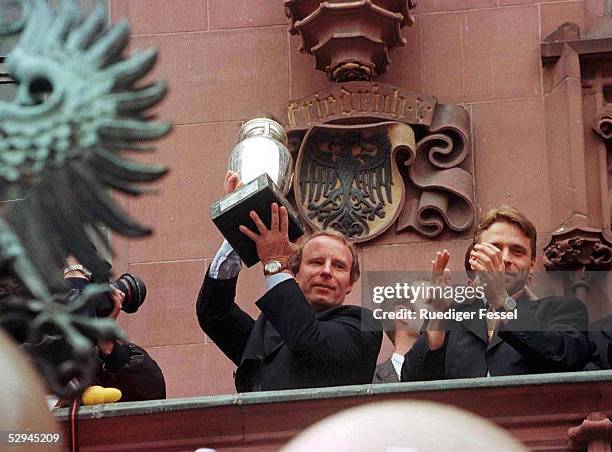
65,273 -> 147,317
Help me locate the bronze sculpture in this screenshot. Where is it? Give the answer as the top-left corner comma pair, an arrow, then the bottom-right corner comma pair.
0,0 -> 170,397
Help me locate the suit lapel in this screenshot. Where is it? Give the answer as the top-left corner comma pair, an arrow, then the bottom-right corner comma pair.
487,332 -> 504,351
600,321 -> 612,340
375,359 -> 399,383
460,302 -> 488,344
240,315 -> 284,365
595,319 -> 612,369
263,320 -> 284,356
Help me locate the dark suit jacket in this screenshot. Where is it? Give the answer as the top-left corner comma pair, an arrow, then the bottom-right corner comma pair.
401,295 -> 590,381
197,271 -> 382,392
585,315 -> 612,370
372,357 -> 400,384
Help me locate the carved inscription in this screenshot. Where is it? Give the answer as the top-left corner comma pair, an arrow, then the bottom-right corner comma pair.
287,82 -> 436,132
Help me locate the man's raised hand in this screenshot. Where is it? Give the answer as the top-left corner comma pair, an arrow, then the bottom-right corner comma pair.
239,203 -> 298,264
426,249 -> 453,313
224,170 -> 243,195
469,243 -> 508,309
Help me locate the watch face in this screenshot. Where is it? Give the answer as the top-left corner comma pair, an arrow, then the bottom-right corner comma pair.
265,261 -> 281,273
504,297 -> 517,310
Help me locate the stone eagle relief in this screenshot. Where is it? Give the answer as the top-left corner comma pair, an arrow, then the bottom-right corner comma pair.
295,122 -> 414,241
0,0 -> 170,396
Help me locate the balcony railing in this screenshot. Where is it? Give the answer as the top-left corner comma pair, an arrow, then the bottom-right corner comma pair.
54,370 -> 612,451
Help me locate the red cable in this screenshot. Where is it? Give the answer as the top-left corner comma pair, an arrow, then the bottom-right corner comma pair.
69,398 -> 80,452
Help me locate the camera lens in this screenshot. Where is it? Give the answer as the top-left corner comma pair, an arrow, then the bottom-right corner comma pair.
111,273 -> 147,313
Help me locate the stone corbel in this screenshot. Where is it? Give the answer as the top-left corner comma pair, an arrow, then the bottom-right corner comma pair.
284,0 -> 416,81
544,226 -> 612,271
543,225 -> 612,303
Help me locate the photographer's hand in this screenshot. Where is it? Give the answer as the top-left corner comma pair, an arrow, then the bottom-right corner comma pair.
98,287 -> 125,356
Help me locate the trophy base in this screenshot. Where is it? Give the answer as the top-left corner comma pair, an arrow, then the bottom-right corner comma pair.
210,174 -> 305,267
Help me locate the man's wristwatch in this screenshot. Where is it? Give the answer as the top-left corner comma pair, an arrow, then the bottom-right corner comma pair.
502,296 -> 517,311
263,260 -> 287,276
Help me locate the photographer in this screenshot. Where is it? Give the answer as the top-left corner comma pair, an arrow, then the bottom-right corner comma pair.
62,258 -> 166,402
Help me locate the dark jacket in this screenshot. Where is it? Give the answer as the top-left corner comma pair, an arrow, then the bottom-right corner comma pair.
401,295 -> 590,381
96,342 -> 166,402
197,271 -> 382,392
28,337 -> 166,402
585,315 -> 612,370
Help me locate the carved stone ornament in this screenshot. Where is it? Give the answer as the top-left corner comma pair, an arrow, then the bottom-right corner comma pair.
284,0 -> 417,82
543,226 -> 612,271
594,103 -> 612,140
567,412 -> 612,450
288,82 -> 475,240
592,81 -> 612,230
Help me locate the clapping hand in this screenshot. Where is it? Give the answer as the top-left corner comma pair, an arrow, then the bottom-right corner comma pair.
469,243 -> 509,309
425,249 -> 454,313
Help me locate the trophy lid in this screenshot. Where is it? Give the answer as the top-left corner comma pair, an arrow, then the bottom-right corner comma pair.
236,118 -> 288,146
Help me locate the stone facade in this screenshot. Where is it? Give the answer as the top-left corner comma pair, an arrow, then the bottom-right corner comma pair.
108,0 -> 612,398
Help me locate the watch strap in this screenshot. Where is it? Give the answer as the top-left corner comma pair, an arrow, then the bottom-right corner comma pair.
263,259 -> 288,276
63,264 -> 92,280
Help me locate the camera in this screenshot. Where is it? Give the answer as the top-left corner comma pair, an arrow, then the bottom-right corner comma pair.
64,272 -> 147,317
110,273 -> 147,314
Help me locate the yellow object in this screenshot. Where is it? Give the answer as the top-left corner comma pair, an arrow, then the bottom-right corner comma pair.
81,386 -> 122,405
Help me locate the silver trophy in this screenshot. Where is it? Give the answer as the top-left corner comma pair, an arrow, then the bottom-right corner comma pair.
210,118 -> 304,267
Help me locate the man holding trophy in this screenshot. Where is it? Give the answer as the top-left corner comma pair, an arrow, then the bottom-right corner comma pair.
197,118 -> 382,392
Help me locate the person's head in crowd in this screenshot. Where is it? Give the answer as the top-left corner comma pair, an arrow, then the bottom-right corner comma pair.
0,271 -> 31,343
378,280 -> 429,346
281,400 -> 527,452
0,272 -> 29,301
472,205 -> 536,296
288,229 -> 359,312
380,297 -> 409,345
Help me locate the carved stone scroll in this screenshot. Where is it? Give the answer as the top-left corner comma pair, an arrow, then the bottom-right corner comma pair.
287,82 -> 436,133
397,103 -> 475,237
594,103 -> 612,140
